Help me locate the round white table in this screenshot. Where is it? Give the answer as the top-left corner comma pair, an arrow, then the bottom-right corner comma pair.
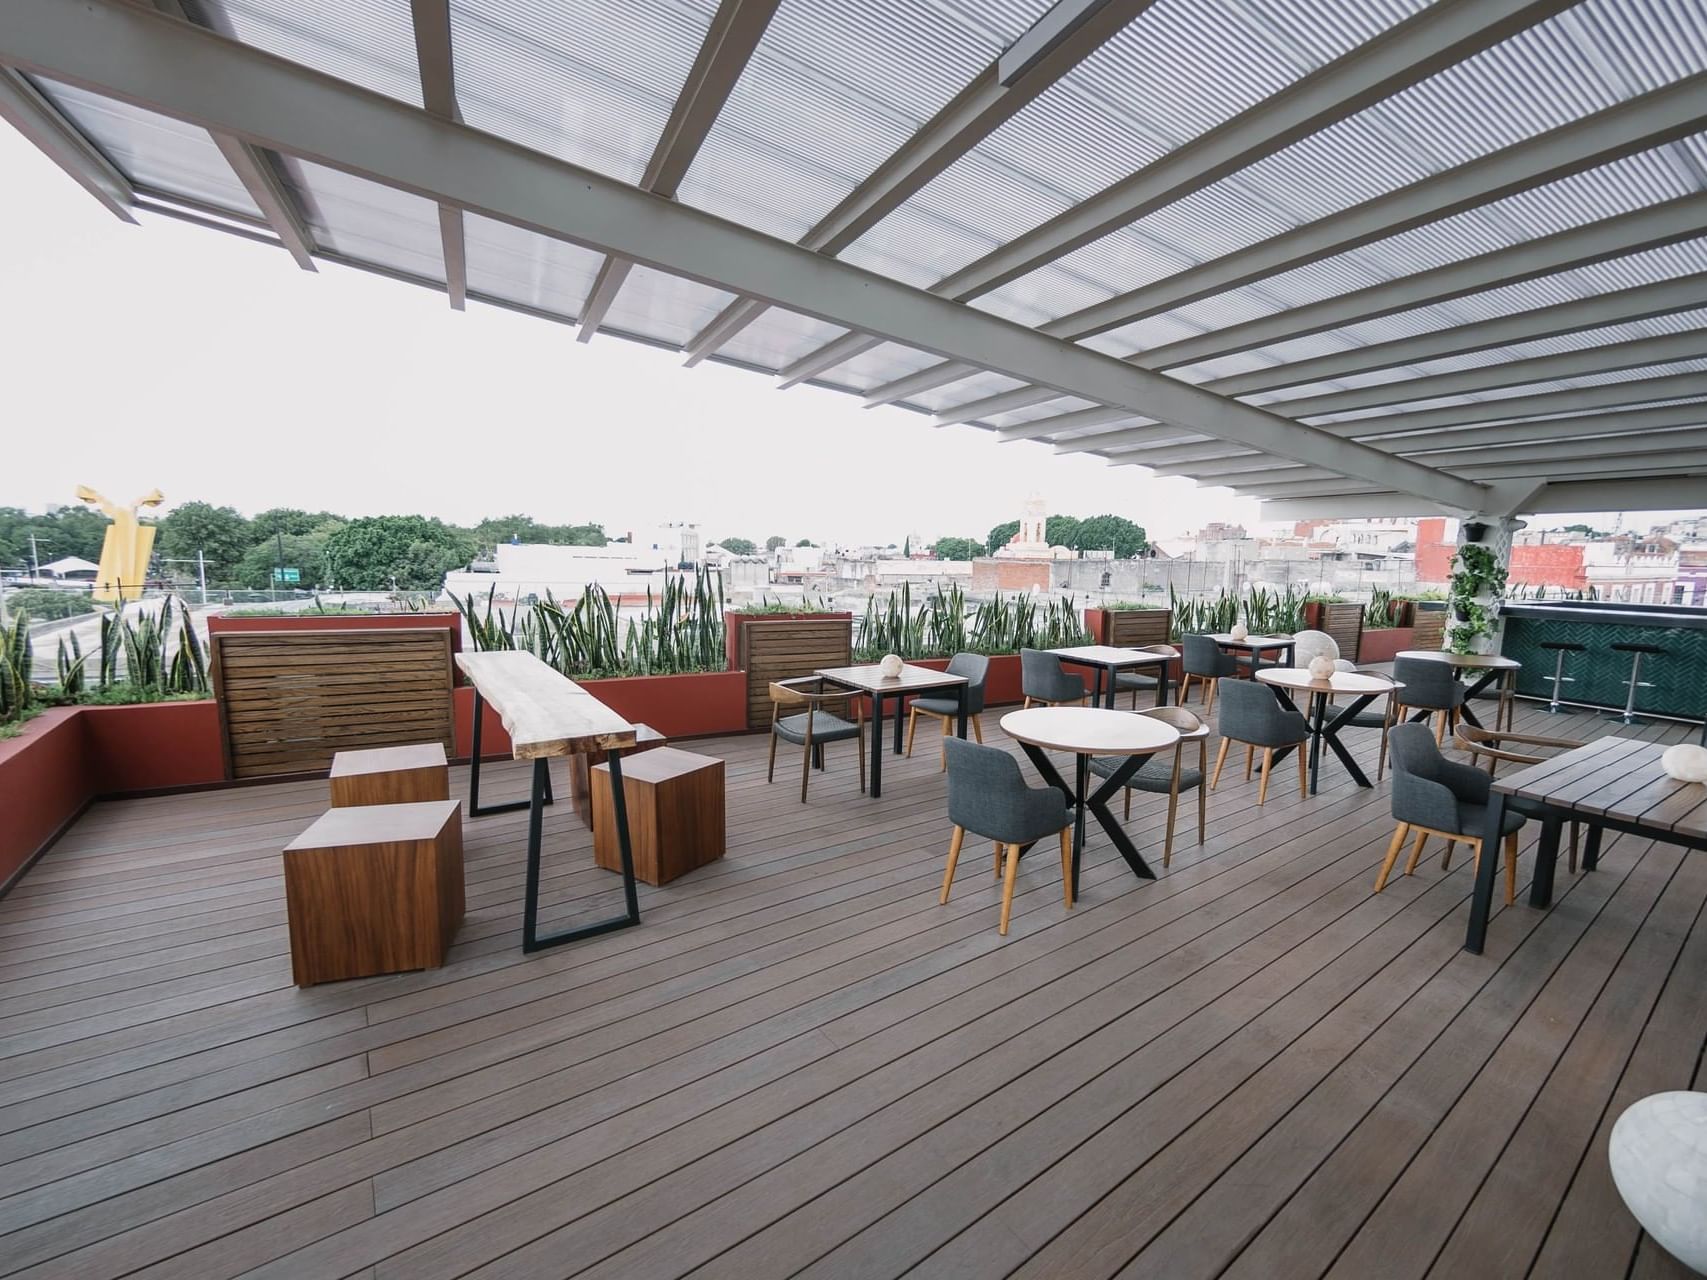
1255,669 -> 1403,795
1000,707 -> 1180,893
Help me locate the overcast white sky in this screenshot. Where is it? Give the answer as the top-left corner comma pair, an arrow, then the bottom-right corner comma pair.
0,124 -> 1271,548
2,122 -> 1697,547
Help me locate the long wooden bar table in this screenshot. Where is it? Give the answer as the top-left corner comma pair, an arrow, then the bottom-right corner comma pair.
457,651 -> 640,952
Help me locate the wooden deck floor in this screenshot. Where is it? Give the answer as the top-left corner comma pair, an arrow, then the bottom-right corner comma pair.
1,694 -> 1703,1278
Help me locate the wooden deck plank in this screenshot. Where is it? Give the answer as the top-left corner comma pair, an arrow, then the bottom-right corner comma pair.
0,698 -> 1699,1279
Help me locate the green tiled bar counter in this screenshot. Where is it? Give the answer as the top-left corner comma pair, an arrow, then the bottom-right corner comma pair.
1501,601 -> 1707,728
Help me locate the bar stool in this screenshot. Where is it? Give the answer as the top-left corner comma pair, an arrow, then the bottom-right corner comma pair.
1607,641 -> 1664,725
1539,640 -> 1585,714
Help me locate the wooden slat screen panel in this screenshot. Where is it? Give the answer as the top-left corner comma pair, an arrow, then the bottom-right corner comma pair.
1108,610 -> 1171,647
1322,602 -> 1365,664
210,629 -> 454,779
1412,607 -> 1447,652
739,618 -> 853,729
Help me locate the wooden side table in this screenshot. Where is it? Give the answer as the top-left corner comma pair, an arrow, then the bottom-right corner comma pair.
282,799 -> 464,985
568,722 -> 666,829
328,742 -> 449,807
591,747 -> 725,885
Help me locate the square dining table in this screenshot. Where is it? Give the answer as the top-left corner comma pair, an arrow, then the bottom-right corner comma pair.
815,663 -> 969,798
1046,644 -> 1173,709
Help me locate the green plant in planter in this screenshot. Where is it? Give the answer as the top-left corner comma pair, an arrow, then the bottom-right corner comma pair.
1446,543 -> 1508,654
0,609 -> 32,723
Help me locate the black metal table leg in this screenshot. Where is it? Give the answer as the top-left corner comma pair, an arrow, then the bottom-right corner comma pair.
869,692 -> 886,798
892,691 -> 904,754
1531,815 -> 1561,907
468,690 -> 551,817
1155,662 -> 1170,709
1072,753 -> 1090,889
956,684 -> 968,740
1582,823 -> 1603,871
1307,691 -> 1326,796
1083,754 -> 1154,884
1456,669 -> 1499,731
1319,693 -> 1377,789
1101,665 -> 1116,710
521,748 -> 639,952
1466,789 -> 1506,953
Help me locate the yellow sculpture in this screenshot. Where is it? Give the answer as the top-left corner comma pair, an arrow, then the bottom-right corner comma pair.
76,485 -> 164,603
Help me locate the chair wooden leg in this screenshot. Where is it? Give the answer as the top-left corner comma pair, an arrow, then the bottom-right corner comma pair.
1163,776 -> 1180,868
1441,840 -> 1455,871
1504,831 -> 1519,906
1178,674 -> 1192,707
971,714 -> 984,744
1211,737 -> 1231,790
1296,745 -> 1307,798
1405,830 -> 1429,876
994,840 -> 1003,878
1205,677 -> 1218,716
1375,822 -> 1410,892
905,706 -> 918,758
939,826 -> 965,904
1435,710 -> 1447,745
1023,696 -> 1033,710
1059,829 -> 1074,910
999,843 -> 1022,935
1378,723 -> 1389,781
799,733 -> 813,804
1258,747 -> 1273,805
1244,743 -> 1255,781
766,730 -> 778,783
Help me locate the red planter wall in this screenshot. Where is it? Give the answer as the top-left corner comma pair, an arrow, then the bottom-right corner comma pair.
1357,627 -> 1415,665
83,701 -> 225,793
0,710 -> 96,893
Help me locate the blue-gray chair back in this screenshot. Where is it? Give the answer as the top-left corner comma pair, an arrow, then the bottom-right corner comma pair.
945,651 -> 989,714
943,737 -> 1071,845
1215,675 -> 1308,748
1387,720 -> 1491,834
1182,633 -> 1237,678
1393,656 -> 1464,712
1020,648 -> 1084,704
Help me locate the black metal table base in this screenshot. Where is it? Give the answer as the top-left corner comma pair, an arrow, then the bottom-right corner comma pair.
467,691 -> 640,953
1270,689 -> 1379,794
1075,661 -> 1171,712
842,682 -> 968,799
1016,743 -> 1153,896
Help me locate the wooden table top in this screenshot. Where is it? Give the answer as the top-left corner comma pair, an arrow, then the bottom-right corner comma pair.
1256,669 -> 1403,696
1047,645 -> 1173,666
455,651 -> 638,758
1396,650 -> 1521,669
1000,707 -> 1180,756
816,663 -> 970,693
1208,633 -> 1294,649
1493,736 -> 1707,839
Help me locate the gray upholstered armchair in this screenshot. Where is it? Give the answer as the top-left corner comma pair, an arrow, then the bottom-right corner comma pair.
1374,721 -> 1527,903
1209,675 -> 1309,804
1392,655 -> 1467,745
1020,648 -> 1086,709
1179,634 -> 1238,714
765,677 -> 865,803
1114,644 -> 1179,708
905,651 -> 988,767
939,736 -> 1073,935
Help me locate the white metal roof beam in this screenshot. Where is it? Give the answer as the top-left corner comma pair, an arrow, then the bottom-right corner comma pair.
0,66 -> 134,221
1270,329 -> 1707,419
0,0 -> 1489,510
577,0 -> 780,342
1261,475 -> 1707,520
407,0 -> 463,306
1192,270 -> 1707,396
1054,423 -> 1207,452
681,0 -> 1156,368
793,0 -> 1594,393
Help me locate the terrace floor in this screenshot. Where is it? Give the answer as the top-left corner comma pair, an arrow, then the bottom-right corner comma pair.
1,694 -> 1703,1278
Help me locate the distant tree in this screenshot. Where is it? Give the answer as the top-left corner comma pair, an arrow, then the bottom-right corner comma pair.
472,514 -> 607,548
764,535 -> 787,552
1043,515 -> 1082,549
720,537 -> 757,556
156,501 -> 252,581
324,515 -> 476,591
1560,523 -> 1609,539
235,519 -> 344,589
1071,514 -> 1148,558
795,538 -> 813,547
931,536 -> 981,561
985,520 -> 1020,555
902,536 -> 911,558
0,505 -> 110,568
251,507 -> 340,538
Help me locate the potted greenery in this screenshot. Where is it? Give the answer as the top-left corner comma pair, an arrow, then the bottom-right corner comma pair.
1446,543 -> 1508,655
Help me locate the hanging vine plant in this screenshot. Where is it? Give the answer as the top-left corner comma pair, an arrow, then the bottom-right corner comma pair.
1446,543 -> 1508,654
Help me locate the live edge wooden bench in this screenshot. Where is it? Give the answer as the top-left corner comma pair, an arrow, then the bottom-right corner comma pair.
569,723 -> 665,829
455,650 -> 641,953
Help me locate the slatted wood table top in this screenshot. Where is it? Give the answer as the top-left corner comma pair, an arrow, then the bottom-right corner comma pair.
1001,706 -> 1181,756
1396,650 -> 1522,669
1047,645 -> 1172,666
1493,735 -> 1707,839
815,662 -> 970,693
455,651 -> 637,758
1256,669 -> 1404,697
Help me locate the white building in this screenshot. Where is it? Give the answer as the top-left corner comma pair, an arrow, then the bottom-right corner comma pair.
441,524 -> 707,602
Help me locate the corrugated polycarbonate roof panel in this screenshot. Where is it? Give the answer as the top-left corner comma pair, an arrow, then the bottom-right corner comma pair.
35,78 -> 262,220
462,213 -> 605,319
596,265 -> 738,349
675,0 -> 1049,243
713,307 -> 853,374
280,158 -> 444,281
831,342 -> 953,396
189,0 -> 421,106
448,0 -> 717,187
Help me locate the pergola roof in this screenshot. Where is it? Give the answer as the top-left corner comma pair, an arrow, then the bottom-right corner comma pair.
3,0 -> 1705,519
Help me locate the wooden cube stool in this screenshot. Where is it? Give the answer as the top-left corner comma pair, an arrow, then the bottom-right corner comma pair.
282,799 -> 464,985
328,742 -> 449,808
592,747 -> 725,886
569,722 -> 665,829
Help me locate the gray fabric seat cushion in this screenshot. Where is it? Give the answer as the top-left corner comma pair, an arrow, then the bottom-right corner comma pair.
774,712 -> 861,745
1089,753 -> 1201,792
1114,670 -> 1160,689
911,695 -> 966,716
1456,801 -> 1528,839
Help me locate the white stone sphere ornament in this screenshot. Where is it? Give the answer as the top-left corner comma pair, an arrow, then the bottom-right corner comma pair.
1660,743 -> 1707,783
1609,1091 -> 1707,1273
1308,654 -> 1337,681
878,653 -> 904,679
1229,622 -> 1249,642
